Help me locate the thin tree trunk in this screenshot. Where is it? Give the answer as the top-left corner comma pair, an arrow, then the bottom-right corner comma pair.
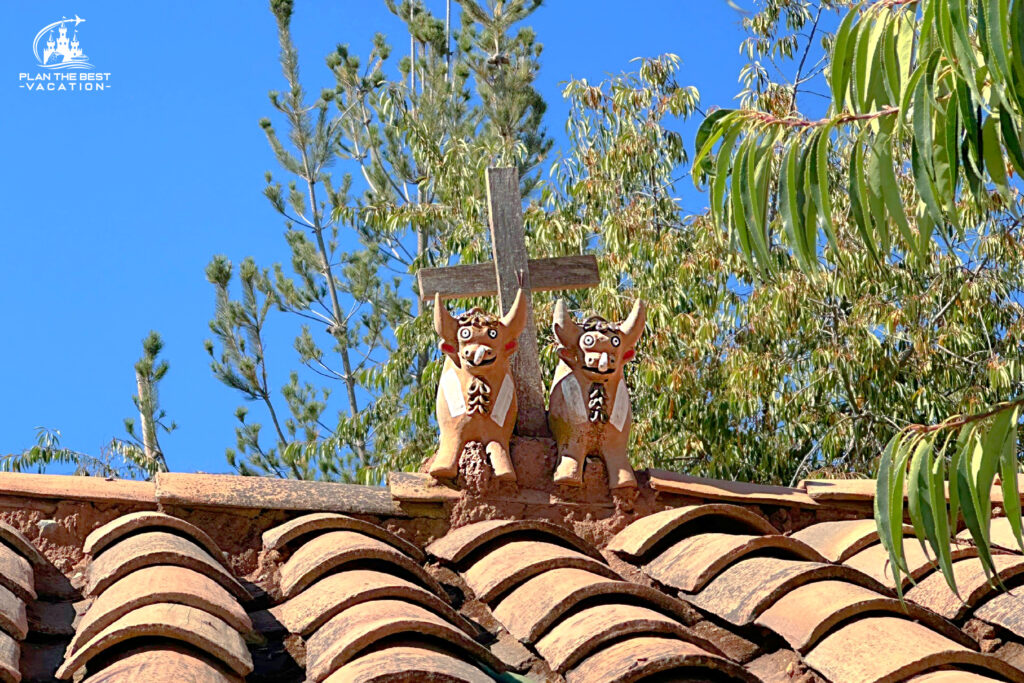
135,373 -> 168,473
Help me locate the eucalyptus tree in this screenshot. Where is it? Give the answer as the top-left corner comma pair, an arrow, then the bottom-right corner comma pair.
205,0 -> 549,480
692,0 -> 1024,593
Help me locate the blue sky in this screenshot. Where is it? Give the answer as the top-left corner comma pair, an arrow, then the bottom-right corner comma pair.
0,1 -> 750,474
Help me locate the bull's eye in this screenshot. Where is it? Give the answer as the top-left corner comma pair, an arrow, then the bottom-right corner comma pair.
582,334 -> 595,347
458,327 -> 472,340
487,329 -> 498,339
611,335 -> 621,347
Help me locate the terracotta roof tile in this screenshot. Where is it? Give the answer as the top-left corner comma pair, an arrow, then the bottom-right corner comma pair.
154,472 -> 406,516
534,602 -> 719,673
491,567 -> 697,643
427,519 -> 603,564
303,599 -> 501,683
565,635 -> 758,683
0,473 -> 156,505
83,531 -> 249,601
262,512 -> 424,560
647,469 -> 820,507
322,644 -> 493,683
463,539 -> 619,603
907,671 -> 1006,682
83,511 -> 223,560
387,470 -> 464,503
0,630 -> 18,683
646,532 -> 826,593
605,503 -> 778,558
0,545 -> 34,603
0,585 -> 27,641
69,566 -> 252,654
80,644 -> 243,683
905,555 -> 1024,620
55,602 -> 254,680
801,479 -> 877,501
754,580 -> 975,653
974,590 -> 1024,639
0,520 -> 45,568
843,539 -> 978,590
277,529 -> 443,599
791,518 -> 913,563
688,556 -> 886,626
268,568 -> 472,637
957,516 -> 1024,552
804,615 -> 1023,683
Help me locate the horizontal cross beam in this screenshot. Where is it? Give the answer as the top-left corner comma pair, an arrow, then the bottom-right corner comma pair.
417,254 -> 600,301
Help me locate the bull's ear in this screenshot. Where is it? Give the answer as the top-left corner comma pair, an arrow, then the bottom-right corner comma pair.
434,294 -> 459,347
500,288 -> 528,338
619,298 -> 647,350
552,299 -> 582,351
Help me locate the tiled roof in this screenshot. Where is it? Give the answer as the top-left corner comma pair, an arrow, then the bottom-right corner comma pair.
0,468 -> 1021,681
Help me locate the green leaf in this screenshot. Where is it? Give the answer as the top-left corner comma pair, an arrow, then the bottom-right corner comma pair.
999,406 -> 1023,552
693,109 -> 738,186
908,434 -> 936,561
982,115 -> 1011,198
928,434 -> 959,595
874,131 -> 918,260
999,105 -> 1024,177
809,124 -> 840,257
831,4 -> 862,113
731,136 -> 757,273
957,428 -> 997,580
876,433 -> 912,596
853,8 -> 888,112
779,139 -> 813,271
712,124 -> 744,228
850,133 -> 880,263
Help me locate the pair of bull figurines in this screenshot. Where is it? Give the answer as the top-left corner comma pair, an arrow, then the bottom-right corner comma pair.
430,290 -> 645,489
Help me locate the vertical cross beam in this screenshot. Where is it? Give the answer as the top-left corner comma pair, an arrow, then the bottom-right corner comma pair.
485,167 -> 550,437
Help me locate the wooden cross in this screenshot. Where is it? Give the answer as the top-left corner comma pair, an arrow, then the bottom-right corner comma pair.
417,167 -> 600,436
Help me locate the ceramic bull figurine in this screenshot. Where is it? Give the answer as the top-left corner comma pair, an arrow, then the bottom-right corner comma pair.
548,299 -> 646,489
430,290 -> 527,482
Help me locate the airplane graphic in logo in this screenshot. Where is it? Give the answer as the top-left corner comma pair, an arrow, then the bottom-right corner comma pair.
33,16 -> 93,70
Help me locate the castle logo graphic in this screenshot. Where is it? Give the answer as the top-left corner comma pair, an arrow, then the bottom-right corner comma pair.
33,16 -> 92,70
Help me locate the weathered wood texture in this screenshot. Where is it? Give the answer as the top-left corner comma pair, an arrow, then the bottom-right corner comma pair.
417,255 -> 600,301
486,167 -> 549,436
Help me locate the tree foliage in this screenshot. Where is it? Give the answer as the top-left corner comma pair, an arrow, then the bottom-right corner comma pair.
696,0 -> 1024,596
3,332 -> 174,479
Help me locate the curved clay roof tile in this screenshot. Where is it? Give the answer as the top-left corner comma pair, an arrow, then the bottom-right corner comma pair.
55,603 -> 253,680
791,518 -> 914,563
804,615 -> 1024,683
688,556 -> 887,626
80,644 -> 243,683
427,519 -> 603,564
0,519 -> 45,568
843,540 -> 978,590
0,545 -> 34,603
905,554 -> 1024,620
492,567 -> 699,643
646,532 -> 827,593
754,579 -> 976,653
0,585 -> 27,641
278,530 -> 444,599
323,644 -> 494,683
83,512 -> 224,561
566,635 -> 759,683
262,512 -> 424,561
268,568 -> 474,637
535,602 -> 722,673
303,599 -> 503,683
463,539 -> 619,603
83,531 -> 249,601
0,630 -> 18,683
70,566 -> 252,655
606,504 -> 778,558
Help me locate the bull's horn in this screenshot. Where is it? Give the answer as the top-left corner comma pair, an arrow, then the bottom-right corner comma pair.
434,293 -> 459,346
500,288 -> 528,338
619,298 -> 647,348
552,298 -> 582,350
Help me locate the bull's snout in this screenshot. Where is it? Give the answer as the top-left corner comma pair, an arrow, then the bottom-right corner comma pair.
584,351 -> 617,374
462,344 -> 496,367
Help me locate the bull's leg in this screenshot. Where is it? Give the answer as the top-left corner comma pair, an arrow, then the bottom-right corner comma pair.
486,441 -> 517,482
553,443 -> 586,486
604,447 -> 637,489
429,437 -> 461,479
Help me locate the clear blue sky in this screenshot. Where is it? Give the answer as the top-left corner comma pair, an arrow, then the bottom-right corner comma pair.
0,1 -> 749,474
